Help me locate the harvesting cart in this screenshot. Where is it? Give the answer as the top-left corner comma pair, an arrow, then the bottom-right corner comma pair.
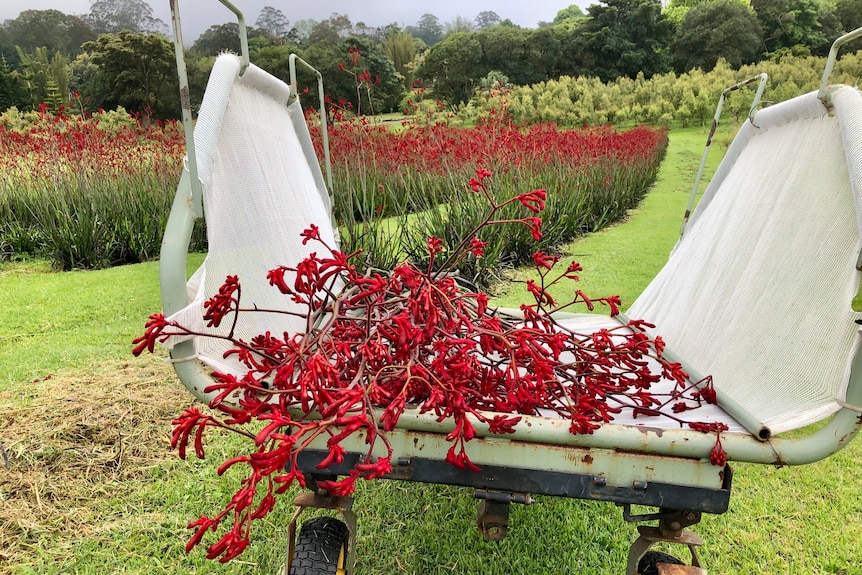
161,2 -> 862,573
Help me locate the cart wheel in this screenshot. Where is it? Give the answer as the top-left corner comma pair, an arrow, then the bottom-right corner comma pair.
637,551 -> 685,575
289,516 -> 349,575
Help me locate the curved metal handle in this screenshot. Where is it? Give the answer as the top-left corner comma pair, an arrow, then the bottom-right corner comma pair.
290,54 -> 333,194
215,0 -> 250,72
679,73 -> 769,240
165,0 -> 251,403
818,26 -> 862,108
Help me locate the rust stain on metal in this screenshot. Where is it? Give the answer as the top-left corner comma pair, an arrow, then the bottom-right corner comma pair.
706,119 -> 718,146
180,86 -> 191,111
634,425 -> 664,437
582,454 -> 594,464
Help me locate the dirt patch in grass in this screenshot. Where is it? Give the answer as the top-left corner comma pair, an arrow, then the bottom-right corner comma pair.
0,358 -> 191,565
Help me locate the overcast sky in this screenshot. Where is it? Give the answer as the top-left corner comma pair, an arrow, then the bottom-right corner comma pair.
3,1 -> 590,42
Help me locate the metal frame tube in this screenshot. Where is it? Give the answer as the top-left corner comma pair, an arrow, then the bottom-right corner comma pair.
290,53 -> 333,193
680,73 -> 768,239
818,26 -> 862,108
169,0 -> 249,218
169,0 -> 203,218
165,0 -> 252,404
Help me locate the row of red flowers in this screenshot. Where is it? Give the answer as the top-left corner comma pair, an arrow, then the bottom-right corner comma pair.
0,106 -> 185,182
311,115 -> 666,180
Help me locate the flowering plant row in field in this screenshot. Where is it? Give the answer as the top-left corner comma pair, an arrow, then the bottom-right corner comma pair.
315,113 -> 667,282
0,105 -> 193,268
318,116 -> 666,181
0,104 -> 185,182
0,98 -> 664,276
133,171 -> 723,563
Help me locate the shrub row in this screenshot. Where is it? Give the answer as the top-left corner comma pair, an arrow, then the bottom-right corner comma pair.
420,52 -> 862,128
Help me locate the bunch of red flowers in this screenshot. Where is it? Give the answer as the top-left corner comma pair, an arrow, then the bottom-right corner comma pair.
133,170 -> 721,562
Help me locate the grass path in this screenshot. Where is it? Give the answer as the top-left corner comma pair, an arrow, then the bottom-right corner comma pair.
495,127 -> 721,309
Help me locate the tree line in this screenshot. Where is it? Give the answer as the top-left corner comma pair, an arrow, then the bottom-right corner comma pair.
1,0 -> 861,122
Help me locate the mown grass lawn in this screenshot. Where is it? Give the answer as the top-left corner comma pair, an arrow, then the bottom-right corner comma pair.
1,125 -> 860,574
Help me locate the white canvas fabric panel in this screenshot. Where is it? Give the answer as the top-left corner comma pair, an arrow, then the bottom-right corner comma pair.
834,87 -> 862,242
166,54 -> 338,376
628,88 -> 862,434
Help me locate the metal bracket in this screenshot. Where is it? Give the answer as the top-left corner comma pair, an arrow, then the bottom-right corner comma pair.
474,489 -> 533,542
284,491 -> 357,575
623,509 -> 704,575
473,489 -> 534,505
620,505 -> 700,528
837,398 -> 862,414
818,26 -> 862,109
476,499 -> 510,542
679,72 -> 768,240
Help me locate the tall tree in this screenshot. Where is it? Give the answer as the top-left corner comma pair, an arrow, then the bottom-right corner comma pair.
0,56 -> 30,110
417,32 -> 483,104
191,23 -> 269,57
406,14 -> 444,46
477,26 -> 531,84
298,37 -> 403,115
444,16 -> 475,35
0,28 -> 15,68
68,51 -> 111,113
288,19 -> 318,44
552,4 -> 586,24
815,2 -> 844,55
671,0 -> 763,72
255,6 -> 290,38
307,13 -> 353,45
15,47 -> 70,110
475,11 -> 502,30
4,10 -> 95,56
85,0 -> 167,35
353,22 -> 385,41
382,29 -> 418,87
835,0 -> 862,31
525,26 -> 565,81
835,0 -> 862,51
571,0 -> 674,82
751,0 -> 829,54
82,30 -> 178,121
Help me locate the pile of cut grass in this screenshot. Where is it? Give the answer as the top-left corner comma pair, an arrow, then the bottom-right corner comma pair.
0,360 -> 189,566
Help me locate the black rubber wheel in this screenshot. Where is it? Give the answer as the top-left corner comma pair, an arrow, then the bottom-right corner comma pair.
637,550 -> 685,575
288,516 -> 349,575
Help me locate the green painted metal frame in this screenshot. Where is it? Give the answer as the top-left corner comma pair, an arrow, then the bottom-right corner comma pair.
161,2 -> 862,494
819,26 -> 862,272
